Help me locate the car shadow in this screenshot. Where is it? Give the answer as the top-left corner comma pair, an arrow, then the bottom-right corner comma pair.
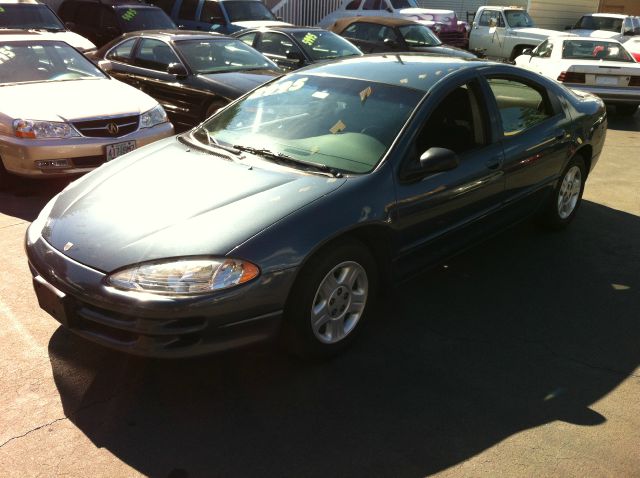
0,178 -> 70,222
606,106 -> 640,132
47,200 -> 640,477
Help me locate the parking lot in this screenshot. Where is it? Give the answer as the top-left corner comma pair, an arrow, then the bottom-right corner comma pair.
0,110 -> 638,477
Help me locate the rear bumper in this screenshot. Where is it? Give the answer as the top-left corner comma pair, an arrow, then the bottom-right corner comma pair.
26,232 -> 296,358
569,85 -> 640,104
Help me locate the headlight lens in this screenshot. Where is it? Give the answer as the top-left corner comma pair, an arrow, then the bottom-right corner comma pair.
13,119 -> 81,139
140,105 -> 168,129
107,258 -> 260,295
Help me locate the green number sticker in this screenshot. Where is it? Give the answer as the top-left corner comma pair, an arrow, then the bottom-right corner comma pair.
122,8 -> 137,21
301,33 -> 318,46
0,6 -> 5,13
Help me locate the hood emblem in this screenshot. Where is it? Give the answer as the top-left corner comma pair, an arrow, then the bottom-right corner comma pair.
106,122 -> 119,135
63,242 -> 74,252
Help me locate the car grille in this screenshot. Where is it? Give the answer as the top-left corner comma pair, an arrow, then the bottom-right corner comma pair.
73,114 -> 139,138
71,155 -> 105,168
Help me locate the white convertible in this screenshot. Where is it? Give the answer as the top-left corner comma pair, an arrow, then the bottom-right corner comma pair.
515,34 -> 640,116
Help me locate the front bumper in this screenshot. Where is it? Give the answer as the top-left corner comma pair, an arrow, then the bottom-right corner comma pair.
0,122 -> 174,178
569,85 -> 640,105
26,233 -> 297,358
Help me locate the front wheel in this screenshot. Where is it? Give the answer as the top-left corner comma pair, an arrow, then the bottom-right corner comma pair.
616,104 -> 638,116
537,156 -> 586,230
282,239 -> 377,359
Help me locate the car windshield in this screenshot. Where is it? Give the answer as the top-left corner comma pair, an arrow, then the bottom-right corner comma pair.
175,38 -> 275,73
194,74 -> 423,174
390,0 -> 418,7
0,41 -> 106,84
505,10 -> 535,28
224,1 -> 276,22
561,40 -> 634,62
115,6 -> 176,31
0,4 -> 65,31
398,24 -> 441,47
575,15 -> 623,33
291,30 -> 361,61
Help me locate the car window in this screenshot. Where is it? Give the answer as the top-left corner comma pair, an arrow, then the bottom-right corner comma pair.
106,38 -> 137,62
260,32 -> 300,57
561,39 -> 634,62
345,0 -> 360,9
534,39 -> 553,58
178,0 -> 198,20
152,0 -> 174,16
174,38 -> 273,73
416,81 -> 487,155
200,1 -> 224,22
75,3 -> 101,27
362,0 -> 384,9
486,78 -> 552,136
291,30 -> 361,61
115,6 -> 176,30
236,31 -> 257,47
0,4 -> 66,30
378,26 -> 398,42
398,24 -> 440,47
133,38 -> 181,72
342,23 -> 372,40
224,1 -> 276,22
575,15 -> 623,33
101,6 -> 119,29
479,10 -> 503,28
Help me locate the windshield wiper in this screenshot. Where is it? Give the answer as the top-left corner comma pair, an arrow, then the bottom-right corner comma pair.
232,145 -> 343,178
179,131 -> 242,161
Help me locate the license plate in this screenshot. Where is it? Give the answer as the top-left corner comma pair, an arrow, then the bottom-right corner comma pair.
105,140 -> 136,161
33,276 -> 71,327
595,76 -> 618,86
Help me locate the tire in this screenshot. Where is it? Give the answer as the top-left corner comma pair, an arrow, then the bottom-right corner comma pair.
616,104 -> 638,116
537,155 -> 586,230
282,239 -> 377,359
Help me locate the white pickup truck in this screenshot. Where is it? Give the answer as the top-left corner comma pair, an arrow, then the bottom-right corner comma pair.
469,6 -> 558,60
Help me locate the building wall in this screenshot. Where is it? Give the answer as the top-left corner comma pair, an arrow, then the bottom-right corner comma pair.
528,0 -> 600,30
598,0 -> 640,14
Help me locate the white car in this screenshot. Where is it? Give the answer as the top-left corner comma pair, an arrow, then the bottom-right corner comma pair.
515,34 -> 640,116
624,35 -> 640,62
0,0 -> 95,52
569,13 -> 640,44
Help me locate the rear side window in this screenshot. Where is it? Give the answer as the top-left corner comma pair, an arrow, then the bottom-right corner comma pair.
236,31 -> 257,46
178,0 -> 198,20
362,0 -> 383,9
200,1 -> 223,22
486,78 -> 552,136
152,0 -> 175,15
106,38 -> 137,62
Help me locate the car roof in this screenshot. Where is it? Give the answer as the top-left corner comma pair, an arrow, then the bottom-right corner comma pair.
300,54 -> 485,92
332,16 -> 425,29
119,29 -> 231,41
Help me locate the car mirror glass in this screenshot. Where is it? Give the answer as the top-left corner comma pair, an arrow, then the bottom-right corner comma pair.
522,48 -> 533,56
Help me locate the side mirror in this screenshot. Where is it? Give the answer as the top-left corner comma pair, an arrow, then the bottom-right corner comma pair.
522,48 -> 533,56
167,62 -> 188,77
97,59 -> 112,72
419,147 -> 460,175
286,50 -> 305,63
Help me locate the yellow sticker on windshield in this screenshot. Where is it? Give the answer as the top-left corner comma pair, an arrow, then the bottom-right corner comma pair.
122,8 -> 137,21
329,120 -> 346,134
301,33 -> 318,46
359,86 -> 372,102
0,7 -> 5,12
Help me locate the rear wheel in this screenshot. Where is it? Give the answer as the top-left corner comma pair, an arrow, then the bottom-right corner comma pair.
282,239 -> 377,359
616,104 -> 638,116
537,155 -> 586,230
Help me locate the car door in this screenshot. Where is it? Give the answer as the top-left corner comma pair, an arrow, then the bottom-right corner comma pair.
392,74 -> 506,278
256,31 -> 306,71
129,37 -> 205,127
472,9 -> 505,58
480,68 -> 573,216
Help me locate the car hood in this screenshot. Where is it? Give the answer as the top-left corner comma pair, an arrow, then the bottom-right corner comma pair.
412,45 -> 476,58
511,27 -> 560,39
0,78 -> 157,121
42,137 -> 346,272
197,70 -> 280,98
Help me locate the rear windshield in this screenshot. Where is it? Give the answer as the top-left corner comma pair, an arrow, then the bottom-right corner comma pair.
291,30 -> 361,61
115,6 -> 176,31
224,1 -> 276,22
562,40 -> 634,62
575,15 -> 623,33
0,4 -> 65,31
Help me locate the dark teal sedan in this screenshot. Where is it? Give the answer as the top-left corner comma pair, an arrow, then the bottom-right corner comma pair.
26,54 -> 607,358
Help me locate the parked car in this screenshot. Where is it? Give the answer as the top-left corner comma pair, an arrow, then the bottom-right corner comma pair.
469,5 -> 559,60
624,35 -> 640,61
318,0 -> 468,48
515,35 -> 640,115
151,0 -> 290,33
26,53 -> 607,359
233,26 -> 362,71
328,16 -> 475,59
89,30 -> 281,130
0,33 -> 174,189
58,0 -> 176,47
0,0 -> 95,52
569,13 -> 640,43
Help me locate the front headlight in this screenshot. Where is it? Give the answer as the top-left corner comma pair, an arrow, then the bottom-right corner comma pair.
13,119 -> 81,139
107,258 -> 260,295
140,105 -> 168,129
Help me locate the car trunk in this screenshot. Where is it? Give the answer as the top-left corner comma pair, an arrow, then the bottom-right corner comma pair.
562,63 -> 640,88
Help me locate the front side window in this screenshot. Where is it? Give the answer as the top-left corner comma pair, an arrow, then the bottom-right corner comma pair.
178,0 -> 198,20
345,0 -> 361,10
0,41 -> 106,84
342,22 -> 376,41
398,24 -> 441,47
479,11 -> 503,28
504,10 -> 534,28
194,74 -> 423,173
175,38 -> 274,73
106,38 -> 137,63
362,0 -> 383,10
0,4 -> 65,30
236,31 -> 257,47
224,1 -> 276,22
134,38 -> 181,72
291,31 -> 361,61
486,78 -> 552,136
115,7 -> 176,31
561,39 -> 634,62
259,32 -> 299,57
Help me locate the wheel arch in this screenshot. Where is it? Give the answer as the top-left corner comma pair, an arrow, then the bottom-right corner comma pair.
574,144 -> 593,176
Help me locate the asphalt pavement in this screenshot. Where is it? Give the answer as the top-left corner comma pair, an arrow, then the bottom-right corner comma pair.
0,110 -> 638,477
